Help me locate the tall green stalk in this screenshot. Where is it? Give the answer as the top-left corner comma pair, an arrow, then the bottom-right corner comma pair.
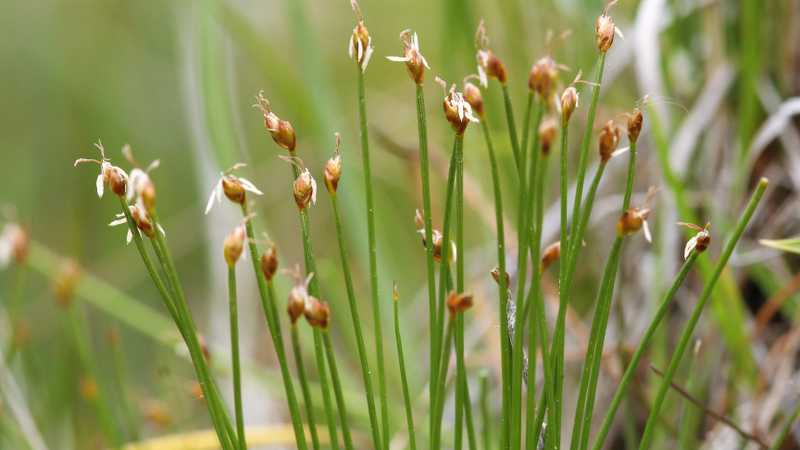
479,116 -> 509,450
501,84 -> 523,177
414,83 -> 437,450
638,178 -> 769,450
291,325 -> 321,450
329,193 -> 382,450
322,331 -> 354,450
238,203 -> 309,450
227,266 -> 246,450
570,54 -> 606,225
392,287 -> 417,450
356,63 -> 389,450
479,370 -> 491,450
454,133 -> 466,449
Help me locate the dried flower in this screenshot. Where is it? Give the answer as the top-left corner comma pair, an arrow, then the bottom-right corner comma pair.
678,222 -> 711,260
74,141 -> 128,198
304,296 -> 330,329
491,266 -> 510,287
287,269 -> 312,324
0,223 -> 28,268
598,120 -> 621,163
79,376 -> 99,401
529,56 -> 559,99
205,163 -> 263,214
541,241 -> 561,272
386,30 -> 430,84
144,401 -> 173,428
416,219 -> 456,263
617,207 -> 652,242
53,259 -> 81,307
223,225 -> 246,266
596,1 -> 622,53
109,206 -> 164,244
261,244 -> 278,281
475,22 -> 507,86
539,117 -> 558,155
348,1 -> 374,72
560,86 -> 579,124
293,168 -> 318,211
627,108 -> 644,143
446,290 -> 474,314
123,145 -> 160,212
324,134 -> 343,194
438,78 -> 479,135
255,92 -> 297,152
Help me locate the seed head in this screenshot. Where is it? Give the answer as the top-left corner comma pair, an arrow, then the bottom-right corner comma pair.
74,141 -> 129,198
260,244 -> 278,281
474,21 -> 507,86
446,291 -> 474,315
53,259 -> 81,307
140,181 -> 157,213
324,134 -> 343,194
223,225 -> 246,266
255,92 -> 297,152
287,284 -> 307,325
617,207 -> 652,241
491,266 -> 510,288
595,2 -> 621,53
222,177 -> 246,205
439,79 -> 479,135
205,164 -> 263,215
386,30 -> 430,84
418,227 -> 456,263
541,241 -> 561,272
560,87 -> 579,124
304,296 -> 330,329
348,1 -> 374,72
539,117 -> 558,155
123,146 -> 160,212
293,168 -> 318,211
679,222 -> 711,260
131,204 -> 156,238
0,223 -> 28,267
462,81 -> 484,119
627,108 -> 643,143
598,120 -> 621,163
529,56 -> 559,99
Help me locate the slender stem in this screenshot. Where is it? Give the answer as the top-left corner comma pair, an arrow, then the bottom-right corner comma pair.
393,292 -> 417,450
322,331 -> 354,450
123,201 -> 234,450
228,266 -> 246,450
510,102 -> 543,450
479,118 -> 509,450
291,326 -> 321,450
768,401 -> 800,450
570,53 -> 606,228
432,319 -> 455,449
109,330 -> 139,441
313,330 -> 340,450
638,178 -> 769,450
414,83 -> 437,450
459,317 -> 478,450
454,133 -> 466,450
479,370 -> 491,450
329,194 -> 382,450
356,63 -> 389,450
239,202 -> 309,450
501,84 -> 522,177
520,92 -> 534,166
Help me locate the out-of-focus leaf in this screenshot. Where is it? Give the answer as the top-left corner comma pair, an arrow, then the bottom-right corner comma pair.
760,237 -> 800,255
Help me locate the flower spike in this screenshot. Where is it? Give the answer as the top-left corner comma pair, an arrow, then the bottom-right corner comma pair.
678,222 -> 711,259
205,163 -> 263,215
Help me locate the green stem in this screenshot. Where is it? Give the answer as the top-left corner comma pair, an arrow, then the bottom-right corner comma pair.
322,331 -> 354,450
329,194 -> 382,450
479,118 -> 509,450
291,326 -> 321,450
109,330 -> 139,441
414,83 -> 437,450
313,330 -> 340,450
455,132 -> 466,450
239,202 -> 309,450
520,92 -> 534,166
228,266 -> 246,450
393,293 -> 417,450
432,319 -> 455,449
768,401 -> 800,450
458,316 -> 478,450
570,53 -> 606,233
356,62 -> 389,450
501,84 -> 522,177
638,178 -> 769,450
479,370 -> 491,450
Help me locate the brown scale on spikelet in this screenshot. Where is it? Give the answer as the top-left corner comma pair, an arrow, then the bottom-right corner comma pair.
386,29 -> 430,84
261,243 -> 279,281
324,134 -> 343,194
627,108 -> 644,144
541,242 -> 561,272
447,291 -> 474,315
678,222 -> 712,260
539,117 -> 558,155
462,78 -> 484,119
53,259 -> 81,307
474,21 -> 507,86
304,296 -> 330,329
437,77 -> 480,135
598,120 -> 621,163
255,91 -> 297,152
596,0 -> 621,53
223,224 -> 246,266
491,267 -> 510,288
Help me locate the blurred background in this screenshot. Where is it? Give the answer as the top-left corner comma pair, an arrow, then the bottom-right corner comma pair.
1,0 -> 800,449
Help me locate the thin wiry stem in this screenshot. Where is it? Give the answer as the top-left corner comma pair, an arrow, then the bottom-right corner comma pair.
501,84 -> 523,177
238,202 -> 309,450
329,194 -> 382,450
588,256 -> 698,450
454,133 -> 466,450
638,179 -> 769,450
393,290 -> 417,450
291,325 -> 321,450
322,331 -> 354,450
414,84 -> 438,441
459,318 -> 478,450
227,266 -> 246,450
479,370 -> 491,450
356,62 -> 389,450
432,319 -> 455,449
479,116 -> 509,450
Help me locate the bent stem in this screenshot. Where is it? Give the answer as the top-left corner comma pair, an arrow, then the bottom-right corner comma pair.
227,266 -> 246,450
291,325 -> 321,450
329,193 -> 382,450
356,62 -> 389,450
393,289 -> 417,450
638,178 -> 769,450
